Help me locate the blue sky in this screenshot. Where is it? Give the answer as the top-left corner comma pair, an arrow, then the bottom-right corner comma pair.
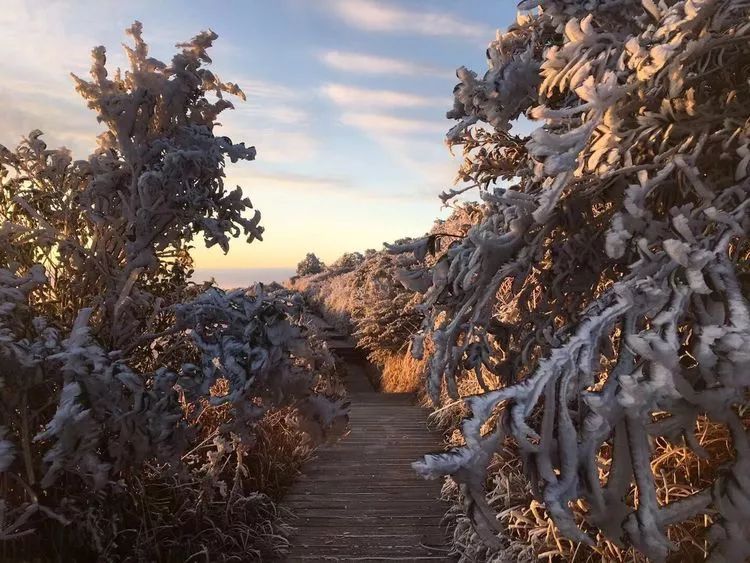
0,0 -> 517,276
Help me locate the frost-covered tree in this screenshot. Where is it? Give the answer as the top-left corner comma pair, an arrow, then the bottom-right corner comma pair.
0,23 -> 344,555
348,250 -> 422,363
396,2 -> 750,561
329,251 -> 365,273
296,252 -> 325,276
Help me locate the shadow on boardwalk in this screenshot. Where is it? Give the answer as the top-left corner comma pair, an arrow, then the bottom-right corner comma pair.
282,319 -> 454,561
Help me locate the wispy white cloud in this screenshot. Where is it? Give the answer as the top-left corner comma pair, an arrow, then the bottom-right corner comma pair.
0,1 -> 94,83
245,170 -> 350,194
0,83 -> 102,155
230,168 -> 432,205
0,1 -> 107,153
234,102 -> 309,126
217,125 -> 319,164
216,76 -> 317,162
239,78 -> 297,100
319,50 -> 451,77
232,77 -> 311,125
341,112 -> 445,136
321,83 -> 446,109
378,136 -> 458,187
335,110 -> 459,205
329,0 -> 492,40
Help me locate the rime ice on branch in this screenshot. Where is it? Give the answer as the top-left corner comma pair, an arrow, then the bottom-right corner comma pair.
394,2 -> 750,560
0,22 -> 345,548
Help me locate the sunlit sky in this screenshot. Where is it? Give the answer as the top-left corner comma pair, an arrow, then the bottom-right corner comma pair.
1,0 -> 517,277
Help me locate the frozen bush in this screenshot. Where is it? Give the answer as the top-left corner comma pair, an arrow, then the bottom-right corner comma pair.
296,253 -> 325,276
394,3 -> 750,561
0,23 -> 344,557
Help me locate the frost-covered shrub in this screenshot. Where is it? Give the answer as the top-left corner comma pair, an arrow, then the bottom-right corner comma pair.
329,251 -> 365,273
296,252 -> 325,276
348,251 -> 422,362
291,268 -> 356,332
293,208 -> 481,393
395,3 -> 750,561
0,23 -> 344,557
293,247 -> 424,368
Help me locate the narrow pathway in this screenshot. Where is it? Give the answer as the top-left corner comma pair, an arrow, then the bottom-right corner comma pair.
283,320 -> 452,561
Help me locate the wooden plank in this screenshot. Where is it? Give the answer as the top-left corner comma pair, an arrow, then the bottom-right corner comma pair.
286,486 -> 444,495
291,556 -> 448,560
290,515 -> 447,524
286,500 -> 444,509
285,491 -> 440,499
287,510 -> 445,517
300,464 -> 426,471
291,536 -> 448,542
313,449 -> 436,454
290,525 -> 448,533
283,323 -> 453,561
289,544 -> 450,557
291,535 -> 448,545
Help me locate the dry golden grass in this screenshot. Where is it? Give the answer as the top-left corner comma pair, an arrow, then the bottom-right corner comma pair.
418,365 -> 750,562
1,410 -> 310,563
379,352 -> 426,393
437,394 -> 750,562
290,271 -> 356,332
120,408 -> 316,562
1,365 -> 346,563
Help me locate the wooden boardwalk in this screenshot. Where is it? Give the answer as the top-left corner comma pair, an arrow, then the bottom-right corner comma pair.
283,321 -> 452,561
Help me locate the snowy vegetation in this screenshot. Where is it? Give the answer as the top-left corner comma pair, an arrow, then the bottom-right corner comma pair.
395,1 -> 750,561
0,24 -> 345,561
4,1 -> 750,561
297,1 -> 750,561
296,252 -> 325,277
291,244 -> 423,392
